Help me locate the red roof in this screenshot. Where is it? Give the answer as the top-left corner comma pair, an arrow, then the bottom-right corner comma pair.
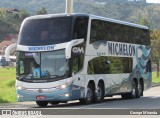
0,40 -> 16,50
7,8 -> 20,12
4,34 -> 18,41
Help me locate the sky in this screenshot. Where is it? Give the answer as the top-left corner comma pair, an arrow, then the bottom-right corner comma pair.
147,0 -> 160,3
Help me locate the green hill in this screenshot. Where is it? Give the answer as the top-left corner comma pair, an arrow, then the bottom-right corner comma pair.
0,0 -> 160,39
0,8 -> 29,41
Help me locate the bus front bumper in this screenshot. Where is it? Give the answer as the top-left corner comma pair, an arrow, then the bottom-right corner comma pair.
16,85 -> 85,102
16,85 -> 73,102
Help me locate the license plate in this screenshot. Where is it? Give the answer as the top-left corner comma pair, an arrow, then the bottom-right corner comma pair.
36,95 -> 46,100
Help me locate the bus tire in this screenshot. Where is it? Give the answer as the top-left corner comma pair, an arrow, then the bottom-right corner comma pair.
50,101 -> 59,105
139,81 -> 144,96
94,83 -> 104,103
121,93 -> 129,99
36,101 -> 48,107
128,80 -> 137,99
79,84 -> 94,104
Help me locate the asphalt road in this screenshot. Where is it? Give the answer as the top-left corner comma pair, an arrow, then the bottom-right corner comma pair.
0,86 -> 160,117
0,86 -> 160,109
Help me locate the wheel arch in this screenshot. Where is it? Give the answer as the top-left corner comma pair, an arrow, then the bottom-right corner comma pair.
133,78 -> 138,85
88,80 -> 96,91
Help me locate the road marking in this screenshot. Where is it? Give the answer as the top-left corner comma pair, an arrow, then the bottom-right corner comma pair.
149,95 -> 160,98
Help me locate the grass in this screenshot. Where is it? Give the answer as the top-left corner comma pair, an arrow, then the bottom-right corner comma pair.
152,72 -> 160,83
0,68 -> 16,103
0,68 -> 160,104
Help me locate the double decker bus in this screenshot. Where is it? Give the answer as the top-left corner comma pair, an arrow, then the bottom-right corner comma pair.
16,14 -> 151,106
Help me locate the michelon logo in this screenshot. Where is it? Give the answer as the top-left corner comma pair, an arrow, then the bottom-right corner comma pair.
28,45 -> 54,51
108,42 -> 136,57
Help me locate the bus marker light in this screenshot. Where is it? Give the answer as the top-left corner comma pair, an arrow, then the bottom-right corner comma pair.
16,86 -> 26,90
17,94 -> 23,98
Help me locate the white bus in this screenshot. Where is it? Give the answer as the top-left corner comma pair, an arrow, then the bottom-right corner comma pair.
16,14 -> 151,107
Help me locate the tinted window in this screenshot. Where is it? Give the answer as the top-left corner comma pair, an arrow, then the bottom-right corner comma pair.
141,29 -> 150,45
146,60 -> 151,73
71,43 -> 85,74
73,16 -> 89,40
18,17 -> 72,46
88,56 -> 132,74
90,19 -> 150,45
72,54 -> 84,74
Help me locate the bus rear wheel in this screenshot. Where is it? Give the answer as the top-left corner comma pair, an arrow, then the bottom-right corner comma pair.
79,84 -> 94,104
36,101 -> 48,107
94,83 -> 104,103
139,81 -> 144,96
128,80 -> 138,99
121,80 -> 137,99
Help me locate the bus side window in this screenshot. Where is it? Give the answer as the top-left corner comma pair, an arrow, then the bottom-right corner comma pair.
90,20 -> 98,43
90,28 -> 97,42
87,57 -> 133,74
146,60 -> 151,73
72,54 -> 84,74
72,56 -> 78,74
73,17 -> 88,40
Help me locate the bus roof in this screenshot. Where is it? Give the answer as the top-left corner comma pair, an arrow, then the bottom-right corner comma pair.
25,13 -> 148,30
89,14 -> 148,29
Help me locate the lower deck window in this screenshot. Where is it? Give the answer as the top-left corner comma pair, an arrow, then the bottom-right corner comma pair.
88,56 -> 133,74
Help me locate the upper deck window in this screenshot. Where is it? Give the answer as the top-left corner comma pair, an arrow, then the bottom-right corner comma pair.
90,19 -> 150,45
73,16 -> 89,40
18,17 -> 72,46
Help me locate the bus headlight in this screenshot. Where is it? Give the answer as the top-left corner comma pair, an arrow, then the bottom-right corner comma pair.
16,86 -> 26,90
64,93 -> 69,97
56,84 -> 68,90
17,94 -> 23,98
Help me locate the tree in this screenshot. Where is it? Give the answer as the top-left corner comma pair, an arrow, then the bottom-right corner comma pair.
20,9 -> 29,19
151,30 -> 160,77
36,7 -> 48,15
139,17 -> 150,27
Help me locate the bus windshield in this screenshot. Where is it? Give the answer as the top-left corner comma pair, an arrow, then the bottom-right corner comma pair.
18,17 -> 72,46
17,50 -> 70,81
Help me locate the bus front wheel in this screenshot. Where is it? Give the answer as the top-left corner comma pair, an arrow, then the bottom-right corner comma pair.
50,101 -> 59,105
36,101 -> 48,107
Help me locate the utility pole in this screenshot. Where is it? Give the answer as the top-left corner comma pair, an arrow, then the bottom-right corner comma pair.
65,0 -> 73,14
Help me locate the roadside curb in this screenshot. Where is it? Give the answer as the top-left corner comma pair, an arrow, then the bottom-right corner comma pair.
152,83 -> 160,87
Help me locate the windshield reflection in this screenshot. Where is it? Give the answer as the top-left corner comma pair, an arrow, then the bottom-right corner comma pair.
18,17 -> 72,46
17,50 -> 69,81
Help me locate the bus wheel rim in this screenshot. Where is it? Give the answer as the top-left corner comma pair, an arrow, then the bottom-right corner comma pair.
96,86 -> 102,100
132,82 -> 136,97
86,87 -> 92,101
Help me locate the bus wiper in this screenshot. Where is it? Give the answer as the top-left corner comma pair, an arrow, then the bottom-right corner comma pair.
51,75 -> 59,77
